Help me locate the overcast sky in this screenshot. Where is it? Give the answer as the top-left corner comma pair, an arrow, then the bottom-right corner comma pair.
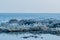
0,0 -> 60,13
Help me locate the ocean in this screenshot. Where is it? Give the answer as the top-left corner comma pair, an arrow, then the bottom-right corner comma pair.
0,13 -> 60,40
0,13 -> 60,22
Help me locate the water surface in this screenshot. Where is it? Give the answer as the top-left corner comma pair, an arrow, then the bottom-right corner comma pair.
0,13 -> 60,40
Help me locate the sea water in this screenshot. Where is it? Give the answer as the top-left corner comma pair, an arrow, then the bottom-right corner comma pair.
0,13 -> 60,21
0,13 -> 60,40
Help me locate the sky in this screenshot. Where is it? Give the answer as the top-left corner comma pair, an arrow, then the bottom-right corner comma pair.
0,0 -> 60,13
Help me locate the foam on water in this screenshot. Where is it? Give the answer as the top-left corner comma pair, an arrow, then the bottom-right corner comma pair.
0,33 -> 60,40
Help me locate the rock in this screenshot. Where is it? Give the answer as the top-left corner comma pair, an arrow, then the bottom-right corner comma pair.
9,19 -> 18,23
18,19 -> 36,25
23,36 -> 29,39
41,37 -> 43,39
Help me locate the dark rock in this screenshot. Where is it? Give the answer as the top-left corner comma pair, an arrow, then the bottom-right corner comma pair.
9,19 -> 18,23
18,19 -> 36,25
41,37 -> 43,39
23,36 -> 29,39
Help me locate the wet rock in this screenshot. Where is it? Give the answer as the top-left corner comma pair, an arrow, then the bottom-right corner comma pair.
18,19 -> 36,25
41,37 -> 43,39
9,19 -> 18,23
29,35 -> 38,38
34,36 -> 38,38
22,35 -> 38,39
23,36 -> 29,39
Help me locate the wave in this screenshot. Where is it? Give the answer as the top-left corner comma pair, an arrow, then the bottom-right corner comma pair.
0,18 -> 60,34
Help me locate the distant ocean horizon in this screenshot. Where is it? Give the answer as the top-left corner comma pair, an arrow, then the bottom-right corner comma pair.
0,13 -> 60,22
